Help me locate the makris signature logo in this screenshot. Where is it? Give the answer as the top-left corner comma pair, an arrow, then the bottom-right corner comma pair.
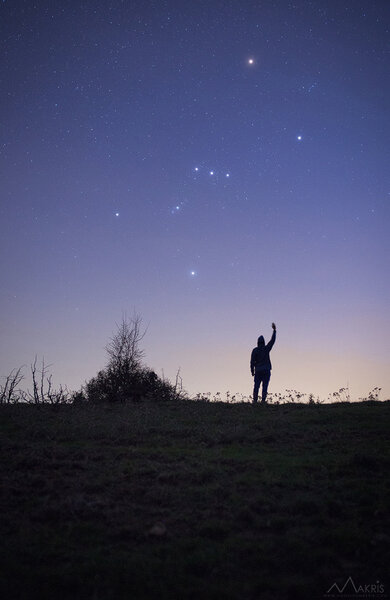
325,576 -> 386,597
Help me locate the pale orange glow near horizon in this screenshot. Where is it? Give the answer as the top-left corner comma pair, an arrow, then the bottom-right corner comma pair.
4,302 -> 387,403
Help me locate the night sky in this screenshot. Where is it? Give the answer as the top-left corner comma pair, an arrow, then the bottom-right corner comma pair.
1,1 -> 389,401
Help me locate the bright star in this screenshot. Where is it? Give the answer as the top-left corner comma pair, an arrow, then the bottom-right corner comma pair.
194,167 -> 199,171
248,58 -> 254,65
297,135 -> 302,141
115,212 -> 120,216
209,171 -> 214,175
226,173 -> 230,177
190,271 -> 196,276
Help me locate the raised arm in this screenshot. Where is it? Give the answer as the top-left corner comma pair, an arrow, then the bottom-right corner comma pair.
267,323 -> 276,350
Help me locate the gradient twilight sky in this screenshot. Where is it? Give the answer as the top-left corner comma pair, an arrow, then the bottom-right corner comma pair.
1,1 -> 389,401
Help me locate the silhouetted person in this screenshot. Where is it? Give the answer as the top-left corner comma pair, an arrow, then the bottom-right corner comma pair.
250,323 -> 276,404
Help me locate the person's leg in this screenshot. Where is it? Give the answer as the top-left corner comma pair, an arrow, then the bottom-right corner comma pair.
261,371 -> 271,402
253,373 -> 260,403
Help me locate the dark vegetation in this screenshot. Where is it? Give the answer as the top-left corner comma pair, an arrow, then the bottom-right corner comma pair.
0,317 -> 389,599
0,401 -> 389,600
0,316 -> 186,406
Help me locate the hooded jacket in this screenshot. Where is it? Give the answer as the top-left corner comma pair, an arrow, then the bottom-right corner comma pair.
250,330 -> 276,374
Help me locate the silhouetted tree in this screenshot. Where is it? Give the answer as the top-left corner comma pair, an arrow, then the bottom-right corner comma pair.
106,314 -> 145,375
84,314 -> 185,403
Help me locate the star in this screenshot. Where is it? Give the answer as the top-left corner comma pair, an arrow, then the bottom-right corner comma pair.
115,212 -> 120,216
297,135 -> 302,141
194,167 -> 199,171
209,170 -> 214,175
225,173 -> 230,177
190,271 -> 196,276
248,58 -> 254,65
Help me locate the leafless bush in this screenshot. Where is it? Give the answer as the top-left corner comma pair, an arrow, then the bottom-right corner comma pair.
0,367 -> 25,404
27,357 -> 70,404
0,359 -> 70,404
85,315 -> 187,403
106,313 -> 146,375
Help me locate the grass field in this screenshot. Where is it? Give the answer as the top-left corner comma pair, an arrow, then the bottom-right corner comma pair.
0,400 -> 389,599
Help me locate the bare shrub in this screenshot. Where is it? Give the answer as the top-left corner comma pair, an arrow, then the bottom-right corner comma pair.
0,360 -> 70,404
106,314 -> 146,375
28,357 -> 70,404
0,367 -> 24,404
84,315 -> 186,403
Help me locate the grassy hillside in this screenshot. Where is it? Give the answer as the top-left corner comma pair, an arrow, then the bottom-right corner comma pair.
0,400 -> 389,599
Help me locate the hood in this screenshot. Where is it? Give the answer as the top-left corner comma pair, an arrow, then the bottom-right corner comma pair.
257,336 -> 265,347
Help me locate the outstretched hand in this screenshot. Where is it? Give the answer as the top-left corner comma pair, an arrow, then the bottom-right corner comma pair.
272,322 -> 276,331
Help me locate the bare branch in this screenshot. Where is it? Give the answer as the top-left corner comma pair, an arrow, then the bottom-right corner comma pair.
27,356 -> 68,404
0,366 -> 25,404
174,368 -> 183,393
105,313 -> 146,373
30,356 -> 40,404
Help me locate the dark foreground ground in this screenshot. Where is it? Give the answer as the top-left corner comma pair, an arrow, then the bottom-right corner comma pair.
0,400 -> 389,600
